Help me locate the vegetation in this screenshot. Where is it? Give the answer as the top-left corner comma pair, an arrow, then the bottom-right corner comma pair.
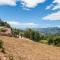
11,28 -> 24,37
0,40 -> 5,53
0,40 -> 4,49
23,29 -> 41,42
0,19 -> 60,47
12,28 -> 20,35
48,36 -> 60,46
0,19 -> 11,28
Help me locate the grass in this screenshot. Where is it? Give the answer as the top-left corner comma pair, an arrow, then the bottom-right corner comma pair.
40,40 -> 48,44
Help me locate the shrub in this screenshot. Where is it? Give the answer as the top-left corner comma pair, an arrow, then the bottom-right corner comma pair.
0,40 -> 3,49
12,28 -> 20,36
48,36 -> 60,46
48,38 -> 53,45
24,28 -> 40,42
0,40 -> 5,53
33,31 -> 40,42
54,37 -> 60,46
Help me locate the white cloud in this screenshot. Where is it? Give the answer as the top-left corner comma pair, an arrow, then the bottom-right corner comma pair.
46,0 -> 60,10
0,0 -> 45,8
53,0 -> 60,3
0,0 -> 16,6
52,0 -> 60,10
20,0 -> 45,8
44,0 -> 60,20
46,4 -> 53,10
7,21 -> 37,28
43,11 -> 60,20
52,4 -> 60,10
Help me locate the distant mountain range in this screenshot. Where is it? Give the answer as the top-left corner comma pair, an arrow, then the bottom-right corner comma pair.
34,27 -> 60,35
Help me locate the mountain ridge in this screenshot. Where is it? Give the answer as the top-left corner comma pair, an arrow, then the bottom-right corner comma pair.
34,27 -> 60,35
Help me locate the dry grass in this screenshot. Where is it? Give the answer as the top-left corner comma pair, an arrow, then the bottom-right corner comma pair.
0,36 -> 60,60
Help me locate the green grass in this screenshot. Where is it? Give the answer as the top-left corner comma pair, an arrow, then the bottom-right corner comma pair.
40,40 -> 48,44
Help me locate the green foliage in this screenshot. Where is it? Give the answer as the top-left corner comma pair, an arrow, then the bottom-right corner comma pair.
33,31 -> 40,42
0,40 -> 6,53
48,36 -> 60,46
12,28 -> 20,35
24,28 -> 40,42
12,28 -> 24,38
0,19 -> 11,28
48,38 -> 53,45
0,40 -> 3,49
40,40 -> 48,44
54,37 -> 60,46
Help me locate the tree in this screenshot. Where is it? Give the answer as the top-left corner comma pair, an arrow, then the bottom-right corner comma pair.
54,37 -> 60,46
24,28 -> 40,42
48,38 -> 53,45
48,36 -> 60,46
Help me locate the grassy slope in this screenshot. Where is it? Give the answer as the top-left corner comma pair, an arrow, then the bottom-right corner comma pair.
0,36 -> 60,60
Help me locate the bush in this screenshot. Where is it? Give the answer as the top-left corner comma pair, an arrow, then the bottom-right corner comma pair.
0,40 -> 5,53
48,36 -> 60,46
48,38 -> 53,45
54,37 -> 60,46
33,31 -> 40,42
0,40 -> 3,49
12,28 -> 20,37
24,29 -> 40,42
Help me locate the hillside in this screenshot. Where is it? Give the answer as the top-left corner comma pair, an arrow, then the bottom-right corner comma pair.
0,36 -> 60,60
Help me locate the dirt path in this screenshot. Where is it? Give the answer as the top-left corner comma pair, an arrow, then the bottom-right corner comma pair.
0,36 -> 60,60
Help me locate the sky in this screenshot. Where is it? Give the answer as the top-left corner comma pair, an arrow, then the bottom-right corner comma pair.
0,0 -> 60,29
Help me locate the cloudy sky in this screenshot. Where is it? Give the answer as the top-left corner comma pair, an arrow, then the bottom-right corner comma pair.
0,0 -> 60,28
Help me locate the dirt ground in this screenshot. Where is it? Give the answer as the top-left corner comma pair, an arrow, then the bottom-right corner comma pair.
0,36 -> 60,60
